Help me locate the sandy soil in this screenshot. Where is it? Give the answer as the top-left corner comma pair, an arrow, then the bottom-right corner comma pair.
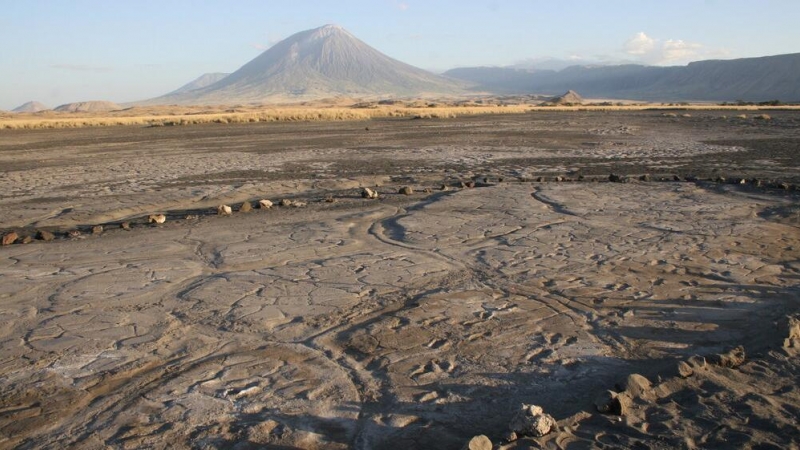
0,112 -> 798,449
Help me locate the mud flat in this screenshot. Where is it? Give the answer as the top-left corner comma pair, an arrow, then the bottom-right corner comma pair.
1,111 -> 799,449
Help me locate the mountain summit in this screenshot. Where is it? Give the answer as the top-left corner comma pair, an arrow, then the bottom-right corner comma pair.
146,25 -> 463,105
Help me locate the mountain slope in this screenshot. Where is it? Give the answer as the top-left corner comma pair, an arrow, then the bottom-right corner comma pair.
167,73 -> 230,95
145,25 -> 464,105
53,101 -> 122,112
445,53 -> 800,101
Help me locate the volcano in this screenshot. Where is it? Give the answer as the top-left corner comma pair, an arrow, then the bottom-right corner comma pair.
146,25 -> 464,105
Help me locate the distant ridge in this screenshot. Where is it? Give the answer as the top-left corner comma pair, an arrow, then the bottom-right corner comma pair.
167,73 -> 230,95
54,101 -> 122,113
143,25 -> 464,105
445,53 -> 800,102
13,101 -> 50,113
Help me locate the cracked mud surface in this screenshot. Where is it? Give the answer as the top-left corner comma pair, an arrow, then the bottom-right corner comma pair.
1,112 -> 799,449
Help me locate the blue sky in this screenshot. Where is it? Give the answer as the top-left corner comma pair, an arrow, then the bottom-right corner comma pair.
2,0 -> 799,109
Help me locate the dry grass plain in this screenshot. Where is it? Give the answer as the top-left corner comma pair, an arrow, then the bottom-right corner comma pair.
1,110 -> 799,449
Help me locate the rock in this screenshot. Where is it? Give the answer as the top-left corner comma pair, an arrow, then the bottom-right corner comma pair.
736,114 -> 747,119
462,435 -> 492,450
508,404 -> 557,438
711,345 -> 745,368
536,177 -> 545,182
185,215 -> 198,220
291,201 -> 307,208
461,181 -> 475,188
258,199 -> 273,209
67,230 -> 82,238
617,373 -> 652,399
361,188 -> 379,199
423,188 -> 432,194
608,173 -> 624,183
279,199 -> 294,207
686,355 -> 707,370
754,114 -> 771,120
781,315 -> 800,349
324,195 -> 336,203
217,204 -> 232,215
21,236 -> 33,244
36,230 -> 55,241
239,202 -> 253,213
681,113 -> 692,118
594,390 -> 630,416
2,231 -> 19,246
120,221 -> 131,230
750,178 -> 762,187
639,174 -> 651,182
677,361 -> 694,378
777,182 -> 790,190
148,214 -> 166,224
399,186 -> 414,195
673,175 -> 684,182
440,184 -> 449,191
92,225 -> 104,235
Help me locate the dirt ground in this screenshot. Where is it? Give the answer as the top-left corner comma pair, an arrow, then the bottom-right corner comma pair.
0,111 -> 798,449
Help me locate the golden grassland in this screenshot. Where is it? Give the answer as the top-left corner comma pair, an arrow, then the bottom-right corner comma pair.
2,102 -> 799,130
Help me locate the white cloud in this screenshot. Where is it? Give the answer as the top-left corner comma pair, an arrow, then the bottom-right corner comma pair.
624,32 -> 655,56
623,32 -> 712,65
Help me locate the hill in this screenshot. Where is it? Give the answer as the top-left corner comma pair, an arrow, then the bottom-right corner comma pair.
53,101 -> 122,113
143,25 -> 464,105
12,101 -> 50,113
445,53 -> 800,102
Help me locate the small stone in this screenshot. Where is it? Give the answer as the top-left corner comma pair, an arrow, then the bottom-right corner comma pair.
120,222 -> 131,230
617,374 -> 652,399
185,215 -> 198,220
677,361 -> 694,378
594,390 -> 630,416
423,188 -> 432,194
399,186 -> 414,195
92,225 -> 104,235
148,214 -> 166,224
639,174 -> 651,182
609,173 -> 623,183
2,231 -> 19,246
687,355 -> 707,369
711,345 -> 745,368
462,434 -> 492,450
67,229 -> 82,238
21,236 -> 33,244
361,188 -> 379,199
536,177 -> 545,182
461,181 -> 475,188
258,199 -> 273,209
291,201 -> 307,208
279,199 -> 294,207
777,182 -> 789,190
673,175 -> 684,182
324,195 -> 336,203
754,114 -> 771,120
37,230 -> 56,241
217,204 -> 232,215
239,202 -> 252,213
508,403 -> 557,437
440,184 -> 450,191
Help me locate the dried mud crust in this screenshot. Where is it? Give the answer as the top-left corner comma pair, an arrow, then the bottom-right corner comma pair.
0,181 -> 798,449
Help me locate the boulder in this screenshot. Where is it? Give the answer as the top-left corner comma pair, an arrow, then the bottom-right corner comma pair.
361,188 -> 379,199
461,435 -> 492,450
508,404 -> 556,438
148,214 -> 166,224
677,361 -> 694,378
217,204 -> 232,215
399,186 -> 414,195
258,199 -> 273,209
2,231 -> 19,246
239,202 -> 253,213
36,230 -> 56,242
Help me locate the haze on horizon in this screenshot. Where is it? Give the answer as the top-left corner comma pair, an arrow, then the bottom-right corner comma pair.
2,0 -> 799,110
